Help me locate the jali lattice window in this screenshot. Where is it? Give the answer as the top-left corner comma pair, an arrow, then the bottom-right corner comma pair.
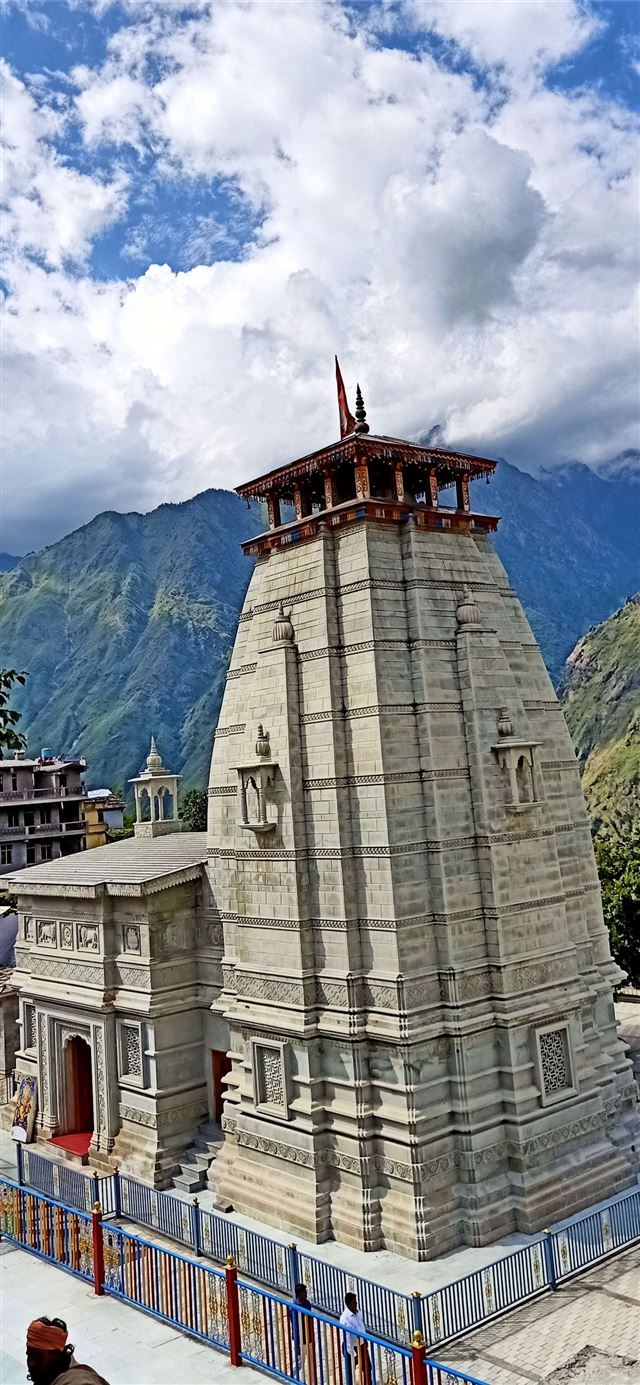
538,1027 -> 572,1097
254,1041 -> 288,1119
120,1024 -> 142,1080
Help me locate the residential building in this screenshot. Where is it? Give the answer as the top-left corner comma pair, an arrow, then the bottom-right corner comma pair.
83,790 -> 125,849
0,752 -> 87,875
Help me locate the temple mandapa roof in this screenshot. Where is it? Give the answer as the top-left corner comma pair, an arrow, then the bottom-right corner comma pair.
4,832 -> 208,895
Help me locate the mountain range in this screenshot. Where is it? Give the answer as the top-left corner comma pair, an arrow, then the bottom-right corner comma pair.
561,597 -> 640,839
1,459 -> 637,792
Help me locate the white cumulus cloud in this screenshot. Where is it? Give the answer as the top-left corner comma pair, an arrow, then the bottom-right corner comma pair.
0,0 -> 637,555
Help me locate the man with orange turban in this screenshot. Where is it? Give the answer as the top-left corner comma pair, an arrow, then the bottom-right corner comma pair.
26,1318 -> 110,1385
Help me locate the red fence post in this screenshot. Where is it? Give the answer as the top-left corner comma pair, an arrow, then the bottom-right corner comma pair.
410,1330 -> 428,1385
92,1201 -> 105,1297
225,1255 -> 242,1367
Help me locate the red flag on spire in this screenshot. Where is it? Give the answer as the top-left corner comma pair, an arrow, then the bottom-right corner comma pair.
335,356 -> 355,438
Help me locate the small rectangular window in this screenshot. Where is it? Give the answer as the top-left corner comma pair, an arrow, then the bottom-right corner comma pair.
0,844 -> 12,865
534,1024 -> 576,1105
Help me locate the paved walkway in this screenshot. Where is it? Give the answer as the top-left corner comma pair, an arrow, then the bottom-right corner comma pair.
444,1244 -> 640,1385
0,1241 -> 254,1385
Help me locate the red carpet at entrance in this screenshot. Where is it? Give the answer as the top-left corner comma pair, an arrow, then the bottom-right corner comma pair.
49,1131 -> 92,1156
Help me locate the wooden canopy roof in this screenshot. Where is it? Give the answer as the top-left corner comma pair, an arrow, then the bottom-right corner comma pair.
236,431 -> 496,503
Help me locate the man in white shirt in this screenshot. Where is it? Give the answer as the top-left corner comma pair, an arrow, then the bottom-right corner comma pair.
339,1293 -> 371,1385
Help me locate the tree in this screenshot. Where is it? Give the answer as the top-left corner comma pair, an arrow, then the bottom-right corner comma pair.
0,669 -> 27,757
181,787 -> 207,832
595,830 -> 640,989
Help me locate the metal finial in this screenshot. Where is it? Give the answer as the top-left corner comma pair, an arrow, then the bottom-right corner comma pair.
354,383 -> 369,435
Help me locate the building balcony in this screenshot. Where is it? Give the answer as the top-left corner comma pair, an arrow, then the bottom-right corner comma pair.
0,786 -> 85,804
27,821 -> 84,836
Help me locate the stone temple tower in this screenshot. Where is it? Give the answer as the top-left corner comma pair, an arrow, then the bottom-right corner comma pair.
206,384 -> 638,1258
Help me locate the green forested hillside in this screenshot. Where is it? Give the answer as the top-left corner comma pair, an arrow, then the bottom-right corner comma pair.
0,491 -> 260,791
562,598 -> 640,839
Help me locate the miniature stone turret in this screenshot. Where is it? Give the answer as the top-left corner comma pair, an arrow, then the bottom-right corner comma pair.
130,737 -> 181,838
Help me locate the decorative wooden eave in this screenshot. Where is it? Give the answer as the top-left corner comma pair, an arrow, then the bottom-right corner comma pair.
236,432 -> 496,503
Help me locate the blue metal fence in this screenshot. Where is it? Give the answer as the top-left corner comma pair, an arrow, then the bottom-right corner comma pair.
297,1245 -> 414,1342
1,1175 -> 490,1385
102,1221 -> 231,1353
0,1179 -> 94,1283
422,1239 -> 547,1347
15,1143 -> 640,1352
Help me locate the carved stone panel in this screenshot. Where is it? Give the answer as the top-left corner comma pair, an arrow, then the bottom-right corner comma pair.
123,925 -> 141,955
77,925 -> 99,952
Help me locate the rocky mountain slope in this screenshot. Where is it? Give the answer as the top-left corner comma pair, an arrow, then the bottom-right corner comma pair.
1,459 -> 637,792
0,491 -> 260,791
561,597 -> 640,839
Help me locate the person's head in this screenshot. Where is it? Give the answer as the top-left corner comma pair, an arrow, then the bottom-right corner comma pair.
295,1283 -> 308,1304
344,1293 -> 358,1313
26,1318 -> 73,1385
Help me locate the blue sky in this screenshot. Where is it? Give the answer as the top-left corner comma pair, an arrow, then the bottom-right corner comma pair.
2,0 -> 638,551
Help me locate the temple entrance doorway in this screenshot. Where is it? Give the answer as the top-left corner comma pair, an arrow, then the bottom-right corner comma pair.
56,1036 -> 94,1154
211,1050 -> 232,1124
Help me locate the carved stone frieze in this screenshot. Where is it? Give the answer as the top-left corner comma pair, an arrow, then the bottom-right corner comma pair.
237,973 -> 306,1007
18,885 -> 95,898
316,980 -> 350,1008
226,663 -> 258,680
507,1110 -> 607,1159
120,1098 -> 207,1130
30,956 -> 103,985
38,1012 -> 49,1107
402,977 -> 442,1008
120,1104 -> 157,1128
493,956 -> 575,994
115,964 -> 151,990
94,1027 -> 106,1131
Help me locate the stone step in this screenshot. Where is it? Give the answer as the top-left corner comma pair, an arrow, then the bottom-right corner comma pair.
170,1117 -> 224,1193
182,1150 -> 213,1172
172,1169 -> 206,1193
197,1122 -> 223,1142
193,1137 -> 223,1157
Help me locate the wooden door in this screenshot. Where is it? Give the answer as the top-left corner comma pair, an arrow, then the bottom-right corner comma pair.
64,1037 -> 94,1134
211,1049 -> 232,1124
